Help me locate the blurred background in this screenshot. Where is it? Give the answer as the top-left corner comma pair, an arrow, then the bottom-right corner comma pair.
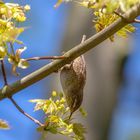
0,0 -> 140,140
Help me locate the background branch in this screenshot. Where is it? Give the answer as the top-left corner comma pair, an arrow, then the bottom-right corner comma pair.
0,59 -> 43,126
9,97 -> 43,126
25,56 -> 66,61
0,60 -> 8,86
0,3 -> 140,101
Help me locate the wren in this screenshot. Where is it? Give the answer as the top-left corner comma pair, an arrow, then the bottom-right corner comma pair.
60,36 -> 86,119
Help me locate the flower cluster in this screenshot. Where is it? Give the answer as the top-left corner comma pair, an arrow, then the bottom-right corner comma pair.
30,91 -> 87,140
93,10 -> 135,41
56,0 -> 138,41
0,1 -> 30,75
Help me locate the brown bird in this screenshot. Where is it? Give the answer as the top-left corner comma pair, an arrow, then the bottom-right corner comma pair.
60,35 -> 86,119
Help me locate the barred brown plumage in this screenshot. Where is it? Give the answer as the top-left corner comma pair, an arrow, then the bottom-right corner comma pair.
60,35 -> 86,119
60,55 -> 86,119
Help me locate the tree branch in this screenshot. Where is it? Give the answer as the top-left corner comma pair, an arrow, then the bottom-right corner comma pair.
9,96 -> 43,126
0,3 -> 140,101
0,59 -> 43,126
25,55 -> 66,61
0,60 -> 8,86
134,18 -> 140,23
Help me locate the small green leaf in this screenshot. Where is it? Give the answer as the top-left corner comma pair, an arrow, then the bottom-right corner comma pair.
54,0 -> 63,8
79,107 -> 87,117
29,99 -> 45,103
29,99 -> 47,111
49,115 -> 60,123
18,59 -> 29,69
47,126 -> 58,134
52,91 -> 57,97
73,123 -> 86,140
37,126 -> 46,132
0,119 -> 10,129
0,46 -> 6,60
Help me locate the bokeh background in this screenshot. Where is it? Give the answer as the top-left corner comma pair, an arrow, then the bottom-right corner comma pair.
0,1 -> 140,140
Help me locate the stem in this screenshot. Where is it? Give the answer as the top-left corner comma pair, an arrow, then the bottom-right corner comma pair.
0,60 -> 8,86
134,19 -> 140,23
25,56 -> 66,61
0,60 -> 43,126
9,96 -> 43,126
81,35 -> 86,44
9,42 -> 16,56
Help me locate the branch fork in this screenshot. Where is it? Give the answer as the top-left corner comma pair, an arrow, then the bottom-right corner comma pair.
0,3 -> 140,101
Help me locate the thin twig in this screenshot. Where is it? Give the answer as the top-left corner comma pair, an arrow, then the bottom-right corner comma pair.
25,56 -> 66,61
0,60 -> 8,86
134,19 -> 140,23
9,42 -> 16,56
81,35 -> 86,44
0,60 -> 43,126
113,11 -> 124,18
9,96 -> 44,126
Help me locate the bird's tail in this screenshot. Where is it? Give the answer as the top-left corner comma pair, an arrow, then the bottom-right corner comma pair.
69,111 -> 74,120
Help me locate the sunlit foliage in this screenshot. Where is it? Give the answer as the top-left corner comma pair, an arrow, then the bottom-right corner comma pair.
0,1 -> 30,75
0,119 -> 9,129
56,0 -> 138,41
30,91 -> 87,140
